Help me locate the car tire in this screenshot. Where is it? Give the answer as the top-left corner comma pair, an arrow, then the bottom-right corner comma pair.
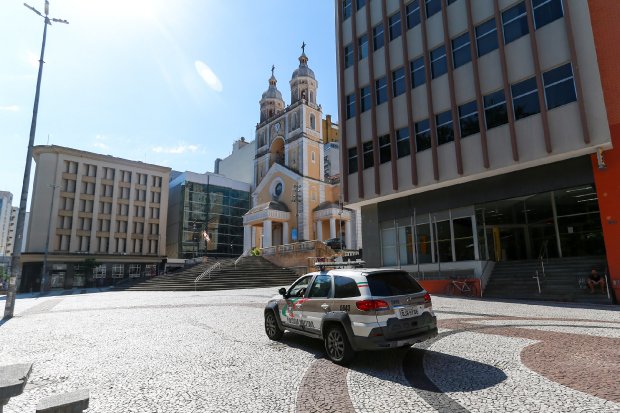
265,310 -> 284,341
324,325 -> 354,365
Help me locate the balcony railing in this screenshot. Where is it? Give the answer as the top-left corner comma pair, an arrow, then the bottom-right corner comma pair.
260,240 -> 327,256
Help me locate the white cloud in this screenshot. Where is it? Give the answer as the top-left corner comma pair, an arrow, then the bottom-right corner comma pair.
152,144 -> 199,154
194,60 -> 223,92
92,134 -> 109,149
25,50 -> 39,69
0,105 -> 19,112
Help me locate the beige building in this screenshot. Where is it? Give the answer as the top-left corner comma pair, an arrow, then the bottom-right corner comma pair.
0,191 -> 12,256
337,0 -> 620,300
5,207 -> 29,256
214,137 -> 256,185
20,145 -> 171,291
243,49 -> 359,251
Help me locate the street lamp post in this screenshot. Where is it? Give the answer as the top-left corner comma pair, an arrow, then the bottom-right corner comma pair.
192,221 -> 198,259
4,1 -> 68,319
41,184 -> 60,292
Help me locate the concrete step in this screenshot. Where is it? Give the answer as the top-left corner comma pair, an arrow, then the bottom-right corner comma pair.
485,256 -> 610,304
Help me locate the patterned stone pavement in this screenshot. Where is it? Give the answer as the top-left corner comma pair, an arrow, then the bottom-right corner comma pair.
0,289 -> 619,412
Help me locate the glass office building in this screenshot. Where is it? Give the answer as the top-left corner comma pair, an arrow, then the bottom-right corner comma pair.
167,172 -> 251,259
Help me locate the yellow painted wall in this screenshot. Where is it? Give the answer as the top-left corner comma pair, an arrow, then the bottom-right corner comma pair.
322,114 -> 339,143
320,221 -> 330,241
324,184 -> 340,204
306,141 -> 320,180
305,109 -> 321,142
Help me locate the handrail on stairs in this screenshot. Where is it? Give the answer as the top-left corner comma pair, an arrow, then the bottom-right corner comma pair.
194,261 -> 221,291
539,240 -> 549,278
235,249 -> 251,267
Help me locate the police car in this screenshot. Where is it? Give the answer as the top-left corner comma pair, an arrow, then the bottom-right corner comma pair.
264,263 -> 438,365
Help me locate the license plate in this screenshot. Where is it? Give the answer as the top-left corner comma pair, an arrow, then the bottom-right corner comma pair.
397,305 -> 421,319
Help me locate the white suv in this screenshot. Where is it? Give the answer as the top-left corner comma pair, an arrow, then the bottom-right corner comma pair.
264,268 -> 438,364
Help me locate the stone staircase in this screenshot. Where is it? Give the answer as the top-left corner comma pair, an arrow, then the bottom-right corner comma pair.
116,256 -> 300,292
483,256 -> 613,304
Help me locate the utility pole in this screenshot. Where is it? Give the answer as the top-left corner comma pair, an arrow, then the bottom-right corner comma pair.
291,184 -> 302,242
41,184 -> 60,292
338,195 -> 343,250
4,1 -> 68,319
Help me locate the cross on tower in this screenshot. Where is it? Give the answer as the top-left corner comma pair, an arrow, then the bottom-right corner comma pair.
301,41 -> 306,54
271,64 -> 275,76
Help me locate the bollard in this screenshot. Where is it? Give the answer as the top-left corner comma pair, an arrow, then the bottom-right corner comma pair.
36,389 -> 89,413
0,363 -> 33,413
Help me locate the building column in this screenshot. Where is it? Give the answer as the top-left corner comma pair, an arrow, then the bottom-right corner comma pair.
329,217 -> 336,239
345,220 -> 352,250
283,221 -> 289,245
316,219 -> 323,241
263,220 -> 272,248
243,225 -> 252,252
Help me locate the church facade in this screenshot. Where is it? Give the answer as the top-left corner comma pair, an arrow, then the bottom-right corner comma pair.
243,48 -> 357,251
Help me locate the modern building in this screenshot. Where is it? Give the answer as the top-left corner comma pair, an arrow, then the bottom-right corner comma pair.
243,49 -> 360,251
20,145 -> 171,291
166,171 -> 251,259
214,137 -> 257,185
336,0 -> 620,300
0,192 -> 13,256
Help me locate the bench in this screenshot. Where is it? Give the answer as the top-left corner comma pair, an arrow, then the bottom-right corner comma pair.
36,389 -> 89,413
0,363 -> 33,413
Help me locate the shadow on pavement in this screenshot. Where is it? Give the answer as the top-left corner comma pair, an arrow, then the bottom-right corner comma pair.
276,332 -> 326,359
403,348 -> 507,392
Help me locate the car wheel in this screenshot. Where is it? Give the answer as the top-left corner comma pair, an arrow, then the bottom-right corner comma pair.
265,311 -> 284,341
324,325 -> 354,365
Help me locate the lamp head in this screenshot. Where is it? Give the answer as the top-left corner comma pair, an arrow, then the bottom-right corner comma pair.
45,0 -> 49,15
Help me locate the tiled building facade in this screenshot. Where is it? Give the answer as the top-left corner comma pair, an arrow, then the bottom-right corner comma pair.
337,0 -> 620,300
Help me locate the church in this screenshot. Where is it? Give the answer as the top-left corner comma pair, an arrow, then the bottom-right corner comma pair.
242,46 -> 357,251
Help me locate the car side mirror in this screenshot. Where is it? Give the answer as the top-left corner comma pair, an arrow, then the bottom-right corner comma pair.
278,287 -> 287,297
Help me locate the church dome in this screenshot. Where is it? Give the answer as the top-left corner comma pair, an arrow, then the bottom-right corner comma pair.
262,73 -> 283,100
291,50 -> 315,80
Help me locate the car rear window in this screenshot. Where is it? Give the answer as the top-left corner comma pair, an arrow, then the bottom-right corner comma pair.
366,271 -> 424,296
334,276 -> 361,298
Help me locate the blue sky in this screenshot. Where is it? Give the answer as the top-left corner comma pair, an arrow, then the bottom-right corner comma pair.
0,0 -> 338,207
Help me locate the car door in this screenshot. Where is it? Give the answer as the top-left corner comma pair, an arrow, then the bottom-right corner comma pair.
301,273 -> 333,334
279,275 -> 312,329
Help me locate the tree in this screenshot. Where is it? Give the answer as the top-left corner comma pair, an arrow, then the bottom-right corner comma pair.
83,258 -> 99,277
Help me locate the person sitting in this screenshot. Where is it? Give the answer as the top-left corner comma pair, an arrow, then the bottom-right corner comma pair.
587,269 -> 606,294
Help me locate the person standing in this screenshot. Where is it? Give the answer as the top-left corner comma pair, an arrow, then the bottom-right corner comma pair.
587,269 -> 606,294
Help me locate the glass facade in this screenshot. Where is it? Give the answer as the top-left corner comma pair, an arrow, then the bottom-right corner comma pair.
380,184 -> 605,267
180,181 -> 250,258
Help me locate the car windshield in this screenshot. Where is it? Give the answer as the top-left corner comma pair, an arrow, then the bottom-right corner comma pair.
366,271 -> 424,296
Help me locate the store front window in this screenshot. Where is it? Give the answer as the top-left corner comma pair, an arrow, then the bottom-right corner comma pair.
50,264 -> 66,289
73,265 -> 86,287
475,184 -> 604,261
379,184 -> 604,267
380,210 -> 476,267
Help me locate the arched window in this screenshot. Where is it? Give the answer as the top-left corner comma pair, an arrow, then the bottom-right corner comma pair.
310,114 -> 316,130
292,113 -> 299,130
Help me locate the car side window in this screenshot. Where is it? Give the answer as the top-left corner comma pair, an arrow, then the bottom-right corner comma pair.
288,276 -> 311,297
307,274 -> 333,298
334,276 -> 361,298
